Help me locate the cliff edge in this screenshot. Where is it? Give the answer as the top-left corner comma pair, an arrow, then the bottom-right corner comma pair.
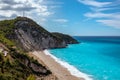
0,17 -> 78,51
0,17 -> 79,80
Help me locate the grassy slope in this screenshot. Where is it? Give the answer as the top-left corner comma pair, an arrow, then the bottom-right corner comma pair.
0,17 -> 78,80
0,17 -> 51,80
0,19 -> 16,47
0,17 -> 49,46
0,42 -> 52,80
52,32 -> 79,44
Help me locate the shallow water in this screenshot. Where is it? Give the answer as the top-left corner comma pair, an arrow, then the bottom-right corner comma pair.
49,36 -> 120,80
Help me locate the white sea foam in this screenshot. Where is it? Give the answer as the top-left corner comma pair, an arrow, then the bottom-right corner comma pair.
43,50 -> 93,80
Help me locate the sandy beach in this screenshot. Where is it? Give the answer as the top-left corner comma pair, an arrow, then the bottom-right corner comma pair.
29,50 -> 84,80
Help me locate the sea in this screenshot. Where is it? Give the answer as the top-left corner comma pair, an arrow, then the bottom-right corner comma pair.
47,36 -> 120,80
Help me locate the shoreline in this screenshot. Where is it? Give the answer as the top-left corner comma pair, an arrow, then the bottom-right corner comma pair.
44,50 -> 93,80
30,50 -> 92,80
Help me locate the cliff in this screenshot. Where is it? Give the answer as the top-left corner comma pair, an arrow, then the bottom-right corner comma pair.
0,17 -> 79,80
52,32 -> 79,44
0,17 -> 78,51
0,17 -> 67,51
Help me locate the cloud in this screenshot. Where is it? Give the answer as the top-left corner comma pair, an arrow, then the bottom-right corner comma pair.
0,4 -> 35,11
84,12 -> 111,18
97,19 -> 120,28
84,12 -> 120,19
90,7 -> 118,12
53,19 -> 68,23
0,0 -> 58,21
0,0 -> 19,5
78,0 -> 120,29
78,0 -> 111,7
0,14 -> 17,20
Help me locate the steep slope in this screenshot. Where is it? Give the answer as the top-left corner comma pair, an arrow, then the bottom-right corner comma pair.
0,42 -> 51,80
14,17 -> 67,51
0,17 -> 79,80
0,17 -> 78,51
0,17 -> 66,51
52,32 -> 79,44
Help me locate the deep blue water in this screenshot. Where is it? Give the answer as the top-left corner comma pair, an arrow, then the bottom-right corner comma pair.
49,36 -> 120,80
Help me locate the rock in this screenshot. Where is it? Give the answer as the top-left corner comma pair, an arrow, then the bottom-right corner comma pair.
13,17 -> 77,51
52,32 -> 79,44
3,51 -> 8,56
0,17 -> 79,79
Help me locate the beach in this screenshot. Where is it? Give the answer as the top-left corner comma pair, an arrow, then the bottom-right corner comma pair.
29,50 -> 84,80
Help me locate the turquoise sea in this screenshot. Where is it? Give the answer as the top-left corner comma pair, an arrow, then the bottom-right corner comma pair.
49,36 -> 120,80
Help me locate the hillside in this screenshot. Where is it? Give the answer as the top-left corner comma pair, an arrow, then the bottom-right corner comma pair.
52,32 -> 79,44
0,17 -> 79,80
0,42 -> 52,80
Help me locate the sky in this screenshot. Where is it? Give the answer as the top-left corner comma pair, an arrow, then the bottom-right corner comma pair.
0,0 -> 120,36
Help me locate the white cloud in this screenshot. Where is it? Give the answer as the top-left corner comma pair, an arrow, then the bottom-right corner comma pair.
0,0 -> 66,29
84,12 -> 111,18
78,0 -> 120,29
85,12 -> 120,19
53,19 -> 68,23
0,14 -> 17,20
0,0 -> 57,21
78,0 -> 111,7
97,19 -> 120,28
90,7 -> 117,12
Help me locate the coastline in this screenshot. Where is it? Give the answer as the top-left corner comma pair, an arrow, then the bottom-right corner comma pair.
30,50 -> 92,80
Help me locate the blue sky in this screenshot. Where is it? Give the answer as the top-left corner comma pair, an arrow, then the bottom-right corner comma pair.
0,0 -> 120,36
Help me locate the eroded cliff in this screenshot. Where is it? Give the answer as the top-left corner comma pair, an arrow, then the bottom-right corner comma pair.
0,17 -> 78,80
14,17 -> 66,51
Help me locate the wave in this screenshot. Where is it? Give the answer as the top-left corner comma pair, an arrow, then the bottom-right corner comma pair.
43,50 -> 93,80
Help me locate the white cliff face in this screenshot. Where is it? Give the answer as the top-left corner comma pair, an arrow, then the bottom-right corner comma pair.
14,20 -> 67,51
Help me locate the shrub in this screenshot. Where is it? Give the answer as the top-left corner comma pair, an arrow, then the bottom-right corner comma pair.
27,75 -> 36,80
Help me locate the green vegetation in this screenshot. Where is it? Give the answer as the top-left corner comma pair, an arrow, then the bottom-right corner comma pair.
27,75 -> 36,80
0,45 -> 51,80
0,19 -> 16,47
16,17 -> 50,34
0,17 -> 78,80
0,49 -> 31,80
52,32 -> 79,44
0,17 -> 51,80
0,17 -> 50,48
0,34 -> 14,47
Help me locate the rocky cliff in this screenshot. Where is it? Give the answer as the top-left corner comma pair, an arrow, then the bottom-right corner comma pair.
0,17 -> 78,51
52,32 -> 79,44
14,17 -> 67,51
0,17 -> 78,80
